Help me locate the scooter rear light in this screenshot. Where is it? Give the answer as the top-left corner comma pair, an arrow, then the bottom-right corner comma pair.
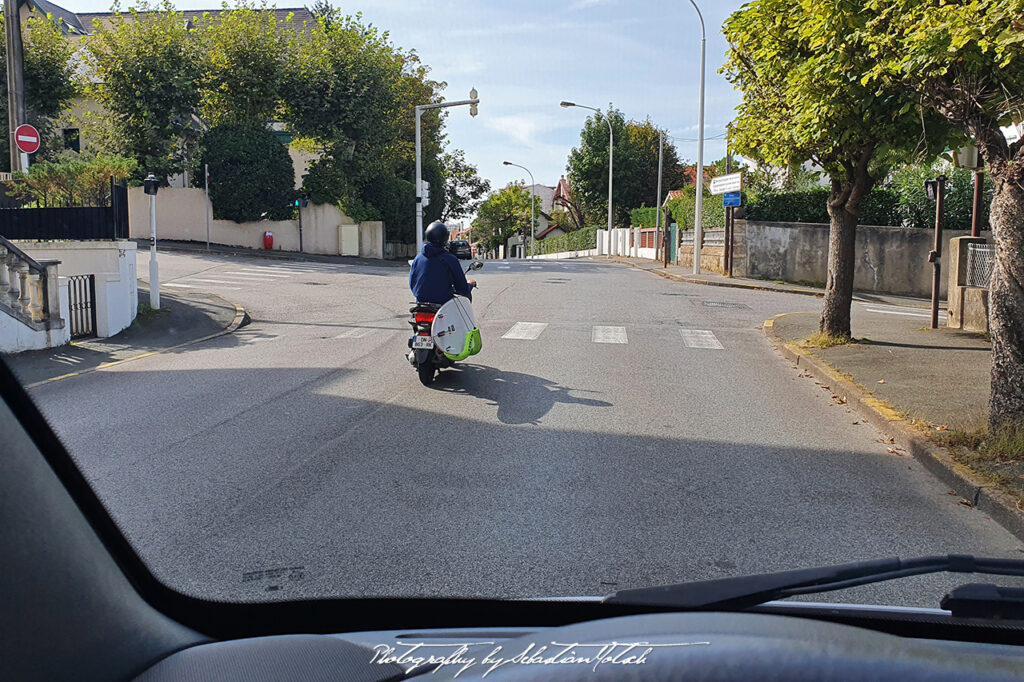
414,312 -> 436,323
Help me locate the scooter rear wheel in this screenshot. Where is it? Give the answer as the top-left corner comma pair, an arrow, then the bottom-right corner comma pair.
417,361 -> 436,386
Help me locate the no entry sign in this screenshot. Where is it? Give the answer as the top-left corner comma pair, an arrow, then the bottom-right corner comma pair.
15,124 -> 40,154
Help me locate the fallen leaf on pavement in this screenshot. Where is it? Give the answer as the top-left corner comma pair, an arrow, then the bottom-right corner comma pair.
878,379 -> 885,384
885,437 -> 895,444
947,490 -> 958,496
936,424 -> 949,431
959,498 -> 974,508
852,420 -> 861,425
886,447 -> 901,455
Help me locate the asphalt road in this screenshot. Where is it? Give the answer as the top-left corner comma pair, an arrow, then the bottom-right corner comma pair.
24,250 -> 1023,607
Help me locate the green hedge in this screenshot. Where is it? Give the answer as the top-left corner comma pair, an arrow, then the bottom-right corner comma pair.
664,186 -> 726,230
745,188 -> 903,225
534,226 -> 599,255
630,206 -> 660,228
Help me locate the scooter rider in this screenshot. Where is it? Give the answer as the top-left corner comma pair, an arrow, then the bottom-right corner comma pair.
409,221 -> 477,304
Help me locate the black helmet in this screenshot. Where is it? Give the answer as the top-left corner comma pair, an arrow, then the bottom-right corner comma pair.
425,220 -> 449,246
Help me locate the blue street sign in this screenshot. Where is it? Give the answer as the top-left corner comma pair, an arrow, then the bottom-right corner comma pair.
723,192 -> 741,207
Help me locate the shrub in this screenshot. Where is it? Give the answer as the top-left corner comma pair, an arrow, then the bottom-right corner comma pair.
200,123 -> 295,222
5,150 -> 137,207
630,206 -> 660,228
665,186 -> 725,230
745,187 -> 901,226
535,226 -> 599,255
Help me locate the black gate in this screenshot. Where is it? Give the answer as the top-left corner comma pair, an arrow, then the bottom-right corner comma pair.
67,274 -> 97,339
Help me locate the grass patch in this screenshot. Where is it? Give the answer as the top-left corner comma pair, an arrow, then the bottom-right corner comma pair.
802,331 -> 853,349
137,302 -> 170,322
938,421 -> 1024,499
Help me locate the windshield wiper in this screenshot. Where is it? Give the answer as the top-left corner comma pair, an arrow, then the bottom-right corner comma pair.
604,555 -> 1024,611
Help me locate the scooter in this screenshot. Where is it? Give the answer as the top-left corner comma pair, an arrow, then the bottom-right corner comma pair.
407,260 -> 483,386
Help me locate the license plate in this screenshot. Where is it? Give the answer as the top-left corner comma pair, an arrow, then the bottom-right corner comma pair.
412,334 -> 434,349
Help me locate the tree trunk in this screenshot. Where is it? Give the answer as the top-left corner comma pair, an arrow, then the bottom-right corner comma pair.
820,188 -> 861,339
987,161 -> 1024,429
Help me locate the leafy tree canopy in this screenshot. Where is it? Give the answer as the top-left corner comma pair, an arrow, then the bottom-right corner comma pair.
440,149 -> 490,221
472,183 -> 534,253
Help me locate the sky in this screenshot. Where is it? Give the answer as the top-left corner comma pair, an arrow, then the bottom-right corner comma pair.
61,0 -> 746,194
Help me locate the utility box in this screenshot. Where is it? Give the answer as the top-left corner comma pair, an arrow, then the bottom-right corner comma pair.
947,235 -> 990,332
339,225 -> 359,256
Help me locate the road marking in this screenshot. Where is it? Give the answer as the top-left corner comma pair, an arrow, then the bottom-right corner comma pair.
498,266 -> 511,269
680,329 -> 724,349
501,322 -> 548,340
226,270 -> 291,278
530,266 -> 542,269
863,307 -> 944,319
163,282 -> 198,289
183,279 -> 243,289
593,326 -> 627,344
333,327 -> 374,338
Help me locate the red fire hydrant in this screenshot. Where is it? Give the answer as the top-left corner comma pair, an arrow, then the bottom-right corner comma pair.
263,231 -> 274,250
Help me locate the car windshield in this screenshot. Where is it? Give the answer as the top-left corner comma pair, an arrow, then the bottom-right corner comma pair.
3,0 -> 1022,610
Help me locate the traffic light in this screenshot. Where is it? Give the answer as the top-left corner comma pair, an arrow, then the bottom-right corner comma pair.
422,180 -> 430,207
469,87 -> 478,117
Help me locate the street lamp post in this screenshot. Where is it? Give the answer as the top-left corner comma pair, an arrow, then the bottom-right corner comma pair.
656,130 -> 664,263
416,88 -> 479,253
688,0 -> 706,274
561,101 -> 614,256
502,161 -> 535,259
143,173 -> 160,309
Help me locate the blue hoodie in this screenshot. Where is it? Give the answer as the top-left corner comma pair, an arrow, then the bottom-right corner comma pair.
409,242 -> 473,304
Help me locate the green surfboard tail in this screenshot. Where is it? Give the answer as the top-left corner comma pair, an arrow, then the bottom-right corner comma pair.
444,327 -> 482,361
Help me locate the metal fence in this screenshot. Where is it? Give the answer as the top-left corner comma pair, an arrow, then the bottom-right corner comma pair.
0,179 -> 128,240
966,243 -> 996,288
66,274 -> 97,339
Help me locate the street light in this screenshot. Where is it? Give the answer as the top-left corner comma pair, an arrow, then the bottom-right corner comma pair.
502,161 -> 535,259
688,0 -> 707,274
416,88 -> 479,252
561,100 -> 615,256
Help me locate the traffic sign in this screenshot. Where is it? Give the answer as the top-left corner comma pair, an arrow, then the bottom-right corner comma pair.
723,191 -> 741,207
14,124 -> 40,154
709,172 -> 742,195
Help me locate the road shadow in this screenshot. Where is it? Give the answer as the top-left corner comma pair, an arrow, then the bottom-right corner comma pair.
430,363 -> 611,425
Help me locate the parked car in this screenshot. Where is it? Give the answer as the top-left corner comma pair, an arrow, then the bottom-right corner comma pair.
448,239 -> 472,259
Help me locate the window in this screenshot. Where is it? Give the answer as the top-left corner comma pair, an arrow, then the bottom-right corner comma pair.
62,128 -> 80,152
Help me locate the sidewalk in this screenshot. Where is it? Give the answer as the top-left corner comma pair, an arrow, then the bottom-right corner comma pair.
3,283 -> 246,387
137,239 -> 407,269
763,307 -> 1024,539
602,255 -> 939,309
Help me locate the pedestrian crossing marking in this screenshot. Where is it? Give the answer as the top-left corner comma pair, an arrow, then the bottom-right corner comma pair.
593,326 -> 628,344
333,327 -> 374,339
680,329 -> 724,349
163,282 -> 198,289
225,270 -> 291,279
501,322 -> 548,340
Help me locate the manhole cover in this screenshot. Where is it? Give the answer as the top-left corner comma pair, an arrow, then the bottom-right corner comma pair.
702,300 -> 749,309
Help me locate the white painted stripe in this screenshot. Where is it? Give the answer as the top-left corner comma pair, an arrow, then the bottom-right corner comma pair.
162,282 -> 198,288
214,273 -> 282,281
501,322 -> 548,340
188,278 -> 250,286
529,266 -> 542,269
864,307 -> 943,319
593,326 -> 627,344
333,327 -> 374,338
17,134 -> 37,143
498,266 -> 511,269
680,329 -> 724,349
229,270 -> 291,278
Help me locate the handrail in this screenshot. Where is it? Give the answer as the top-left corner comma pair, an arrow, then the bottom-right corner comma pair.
1,235 -> 58,326
0,235 -> 46,273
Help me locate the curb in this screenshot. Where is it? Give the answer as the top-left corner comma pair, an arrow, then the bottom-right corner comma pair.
145,240 -> 407,268
25,296 -> 250,389
603,257 -> 825,298
763,312 -> 1024,542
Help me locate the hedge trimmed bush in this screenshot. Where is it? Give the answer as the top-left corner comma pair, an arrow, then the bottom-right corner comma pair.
664,186 -> 726,230
535,226 -> 599,255
630,206 -> 660,228
745,187 -> 902,226
201,123 -> 295,222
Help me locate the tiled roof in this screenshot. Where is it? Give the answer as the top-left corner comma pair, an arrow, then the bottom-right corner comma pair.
29,0 -> 86,34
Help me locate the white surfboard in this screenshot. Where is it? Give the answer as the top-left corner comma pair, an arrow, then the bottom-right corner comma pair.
431,296 -> 479,359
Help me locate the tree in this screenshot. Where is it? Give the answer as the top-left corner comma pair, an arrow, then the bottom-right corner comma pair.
200,122 -> 294,222
283,13 -> 447,238
85,1 -> 203,181
566,109 -> 684,226
723,0 -> 947,340
862,0 -> 1024,427
472,183 -> 534,253
0,14 -> 77,170
440,149 -> 490,220
196,4 -> 290,126
5,151 -> 136,207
